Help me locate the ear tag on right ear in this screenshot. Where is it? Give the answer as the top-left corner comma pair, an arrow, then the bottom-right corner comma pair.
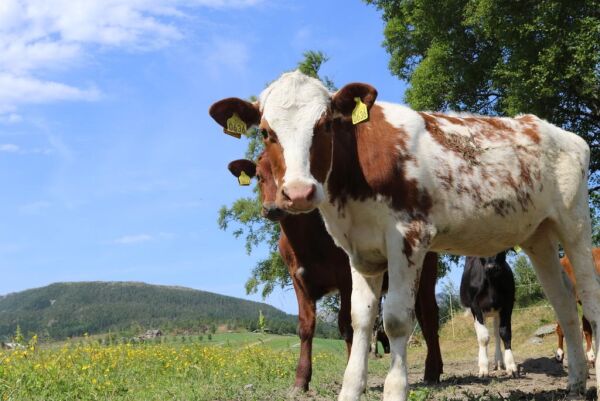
224,113 -> 247,138
352,97 -> 369,125
513,245 -> 522,253
238,170 -> 251,186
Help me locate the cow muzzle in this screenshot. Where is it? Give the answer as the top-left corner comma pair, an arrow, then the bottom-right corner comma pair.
279,181 -> 319,213
261,203 -> 287,221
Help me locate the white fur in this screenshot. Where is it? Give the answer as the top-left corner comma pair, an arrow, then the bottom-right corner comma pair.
259,72 -> 600,400
259,71 -> 330,203
556,347 -> 565,363
474,319 -> 490,377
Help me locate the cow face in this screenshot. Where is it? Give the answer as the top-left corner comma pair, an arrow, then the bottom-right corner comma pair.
209,71 -> 377,214
479,251 -> 508,271
257,71 -> 377,213
227,157 -> 287,222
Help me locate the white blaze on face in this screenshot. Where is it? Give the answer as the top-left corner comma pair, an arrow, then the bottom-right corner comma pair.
259,71 -> 330,191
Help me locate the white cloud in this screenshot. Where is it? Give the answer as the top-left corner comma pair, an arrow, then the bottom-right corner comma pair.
0,143 -> 19,152
114,234 -> 154,245
0,0 -> 261,118
113,232 -> 175,245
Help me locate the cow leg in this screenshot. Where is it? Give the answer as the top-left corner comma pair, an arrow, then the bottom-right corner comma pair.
558,216 -> 600,395
338,267 -> 384,401
498,308 -> 517,376
472,310 -> 490,377
415,252 -> 442,383
582,315 -> 595,366
382,246 -> 425,401
522,225 -> 587,395
492,314 -> 505,371
339,287 -> 353,358
556,323 -> 565,363
290,278 -> 316,393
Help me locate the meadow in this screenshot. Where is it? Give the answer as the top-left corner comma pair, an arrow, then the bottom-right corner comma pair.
0,305 -> 596,401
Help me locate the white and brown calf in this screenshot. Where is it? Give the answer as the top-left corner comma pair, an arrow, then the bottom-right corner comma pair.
209,71 -> 600,401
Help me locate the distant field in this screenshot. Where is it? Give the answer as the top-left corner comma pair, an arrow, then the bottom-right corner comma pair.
1,305 -> 596,401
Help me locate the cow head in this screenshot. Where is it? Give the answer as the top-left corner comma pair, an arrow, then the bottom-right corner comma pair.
227,156 -> 287,222
479,251 -> 508,271
210,70 -> 377,213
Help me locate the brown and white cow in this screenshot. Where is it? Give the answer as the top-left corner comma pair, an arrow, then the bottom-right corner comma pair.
209,71 -> 600,401
555,248 -> 600,366
225,153 -> 443,393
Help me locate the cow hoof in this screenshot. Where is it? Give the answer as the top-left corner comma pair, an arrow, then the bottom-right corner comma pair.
506,367 -> 518,378
586,349 -> 595,365
566,381 -> 586,396
478,368 -> 489,378
555,349 -> 564,363
287,385 -> 307,399
494,362 -> 505,371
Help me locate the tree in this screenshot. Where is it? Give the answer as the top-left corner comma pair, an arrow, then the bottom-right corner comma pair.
13,324 -> 23,344
365,0 -> 600,182
513,254 -> 546,307
436,279 -> 462,325
258,310 -> 266,333
217,51 -> 335,299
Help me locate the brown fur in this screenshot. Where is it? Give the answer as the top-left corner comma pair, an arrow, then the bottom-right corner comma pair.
324,105 -> 432,219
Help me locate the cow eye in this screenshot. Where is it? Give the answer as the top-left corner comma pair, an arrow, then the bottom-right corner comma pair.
260,129 -> 268,139
256,174 -> 262,181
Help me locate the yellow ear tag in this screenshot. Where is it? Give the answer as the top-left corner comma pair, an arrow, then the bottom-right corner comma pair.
224,113 -> 247,138
238,170 -> 251,186
513,245 -> 522,253
351,97 -> 369,125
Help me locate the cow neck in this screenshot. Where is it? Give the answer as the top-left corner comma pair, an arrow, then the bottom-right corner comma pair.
326,104 -> 432,216
278,210 -> 337,261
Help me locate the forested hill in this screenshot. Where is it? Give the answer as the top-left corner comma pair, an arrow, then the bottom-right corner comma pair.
0,282 -> 298,340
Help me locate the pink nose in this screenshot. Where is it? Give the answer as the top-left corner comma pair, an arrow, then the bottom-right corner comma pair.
282,182 -> 316,210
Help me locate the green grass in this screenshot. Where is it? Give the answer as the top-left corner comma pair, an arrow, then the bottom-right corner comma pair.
0,305 -> 571,401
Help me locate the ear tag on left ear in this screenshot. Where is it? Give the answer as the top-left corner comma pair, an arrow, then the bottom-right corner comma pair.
238,171 -> 251,186
225,113 -> 247,138
352,97 -> 369,125
513,245 -> 522,253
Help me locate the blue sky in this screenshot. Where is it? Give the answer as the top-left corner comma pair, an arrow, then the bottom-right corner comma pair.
0,0 -> 461,314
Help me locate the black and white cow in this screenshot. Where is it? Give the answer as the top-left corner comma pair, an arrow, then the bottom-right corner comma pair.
460,251 -> 516,377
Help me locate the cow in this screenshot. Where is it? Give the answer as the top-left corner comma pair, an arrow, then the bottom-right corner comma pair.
226,154 -> 443,393
460,252 -> 516,377
555,248 -> 600,366
209,70 -> 600,401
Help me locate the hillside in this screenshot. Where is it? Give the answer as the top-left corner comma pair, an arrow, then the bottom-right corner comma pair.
0,281 -> 298,340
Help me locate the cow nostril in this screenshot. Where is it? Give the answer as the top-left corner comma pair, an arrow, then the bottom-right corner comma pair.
281,188 -> 291,201
306,185 -> 316,201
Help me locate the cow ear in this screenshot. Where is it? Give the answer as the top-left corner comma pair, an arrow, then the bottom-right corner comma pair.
331,83 -> 378,123
209,98 -> 261,138
227,159 -> 256,186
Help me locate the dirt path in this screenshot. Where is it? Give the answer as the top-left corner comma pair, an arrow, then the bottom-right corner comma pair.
296,357 -> 597,400
399,358 -> 597,400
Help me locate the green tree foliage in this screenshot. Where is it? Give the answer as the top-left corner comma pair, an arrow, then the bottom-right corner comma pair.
366,0 -> 600,179
513,254 -> 546,307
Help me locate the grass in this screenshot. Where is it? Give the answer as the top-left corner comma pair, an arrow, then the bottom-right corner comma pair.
0,304 -> 578,401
